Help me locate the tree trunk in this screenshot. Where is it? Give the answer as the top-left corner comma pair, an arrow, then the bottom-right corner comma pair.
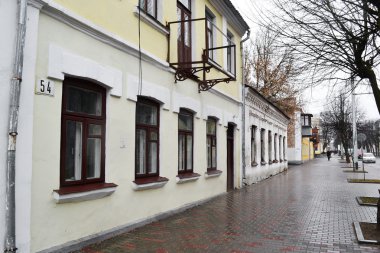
366,69 -> 380,116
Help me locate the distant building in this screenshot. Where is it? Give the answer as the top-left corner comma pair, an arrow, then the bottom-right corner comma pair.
244,86 -> 289,184
287,112 -> 315,164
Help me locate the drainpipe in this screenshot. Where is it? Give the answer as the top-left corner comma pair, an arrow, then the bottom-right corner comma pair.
240,29 -> 250,186
4,0 -> 27,252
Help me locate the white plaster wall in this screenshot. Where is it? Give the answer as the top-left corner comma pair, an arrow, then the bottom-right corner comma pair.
30,13 -> 242,252
0,0 -> 17,251
243,94 -> 289,185
288,111 -> 302,164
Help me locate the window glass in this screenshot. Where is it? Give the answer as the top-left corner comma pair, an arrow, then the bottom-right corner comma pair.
207,118 -> 217,170
207,137 -> 212,168
227,31 -> 234,73
89,124 -> 102,136
261,129 -> 265,162
186,135 -> 193,170
207,119 -> 216,135
178,0 -> 190,9
66,86 -> 102,116
178,109 -> 193,173
140,0 -> 157,18
135,129 -> 147,175
251,126 -> 256,163
179,134 -> 186,171
86,138 -> 101,179
135,98 -> 160,178
149,142 -> 158,173
65,121 -> 82,181
179,112 -> 193,131
136,102 -> 158,125
61,79 -> 106,187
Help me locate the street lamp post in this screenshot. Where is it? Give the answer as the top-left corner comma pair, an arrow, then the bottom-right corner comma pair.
351,78 -> 358,170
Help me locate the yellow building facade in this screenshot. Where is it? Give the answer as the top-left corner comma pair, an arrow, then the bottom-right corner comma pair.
12,0 -> 250,252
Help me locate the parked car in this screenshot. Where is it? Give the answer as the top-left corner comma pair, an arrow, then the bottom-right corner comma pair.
362,153 -> 376,163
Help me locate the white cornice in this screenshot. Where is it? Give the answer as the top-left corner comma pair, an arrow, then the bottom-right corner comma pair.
133,6 -> 169,35
209,0 -> 248,37
28,0 -> 45,9
35,0 -> 172,73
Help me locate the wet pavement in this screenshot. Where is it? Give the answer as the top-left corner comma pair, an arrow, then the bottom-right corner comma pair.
78,156 -> 380,253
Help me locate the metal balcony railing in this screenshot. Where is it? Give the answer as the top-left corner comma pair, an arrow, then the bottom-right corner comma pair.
167,17 -> 236,92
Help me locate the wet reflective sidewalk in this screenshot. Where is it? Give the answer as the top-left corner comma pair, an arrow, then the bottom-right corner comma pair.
78,156 -> 380,253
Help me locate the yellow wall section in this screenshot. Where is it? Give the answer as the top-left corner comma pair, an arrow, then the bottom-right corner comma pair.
53,0 -> 168,60
52,0 -> 243,100
302,137 -> 314,161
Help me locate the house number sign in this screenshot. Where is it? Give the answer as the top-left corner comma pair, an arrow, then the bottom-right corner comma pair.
36,79 -> 55,96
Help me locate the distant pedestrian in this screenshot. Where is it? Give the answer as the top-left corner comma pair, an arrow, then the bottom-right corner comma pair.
327,150 -> 331,161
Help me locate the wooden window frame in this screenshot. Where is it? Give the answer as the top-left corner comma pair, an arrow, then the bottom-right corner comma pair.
260,128 -> 265,163
268,131 -> 272,162
135,97 -> 160,179
274,133 -> 278,161
139,0 -> 158,19
177,0 -> 192,65
207,117 -> 217,171
178,109 -> 194,174
206,9 -> 215,60
226,31 -> 234,73
251,126 -> 257,164
60,78 -> 106,187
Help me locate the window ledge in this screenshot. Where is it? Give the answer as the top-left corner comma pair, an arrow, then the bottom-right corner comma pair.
134,7 -> 169,35
132,177 -> 169,191
205,170 -> 223,179
176,173 -> 201,184
251,161 -> 258,167
53,183 -> 117,204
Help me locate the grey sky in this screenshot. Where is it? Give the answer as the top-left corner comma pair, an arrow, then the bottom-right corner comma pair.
231,0 -> 379,120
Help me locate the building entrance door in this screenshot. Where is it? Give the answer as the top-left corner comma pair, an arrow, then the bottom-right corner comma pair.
227,124 -> 234,191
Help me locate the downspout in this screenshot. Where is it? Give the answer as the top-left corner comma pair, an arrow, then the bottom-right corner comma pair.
240,29 -> 250,186
5,0 -> 28,252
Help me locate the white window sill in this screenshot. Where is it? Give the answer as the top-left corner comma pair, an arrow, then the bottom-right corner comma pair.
204,170 -> 223,179
134,7 -> 169,35
132,177 -> 169,191
53,184 -> 117,204
176,173 -> 201,184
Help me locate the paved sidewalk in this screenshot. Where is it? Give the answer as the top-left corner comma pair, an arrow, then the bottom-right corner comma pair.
78,156 -> 380,253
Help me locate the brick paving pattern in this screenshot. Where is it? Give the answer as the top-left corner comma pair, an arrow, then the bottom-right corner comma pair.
78,156 -> 380,252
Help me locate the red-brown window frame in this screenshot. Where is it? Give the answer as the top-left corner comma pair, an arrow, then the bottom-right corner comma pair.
207,117 -> 217,171
139,0 -> 158,19
206,9 -> 215,60
260,128 -> 265,162
178,109 -> 194,174
251,125 -> 257,164
226,31 -> 233,73
274,133 -> 278,161
268,130 -> 272,162
135,97 -> 160,179
177,0 -> 192,65
60,77 -> 106,187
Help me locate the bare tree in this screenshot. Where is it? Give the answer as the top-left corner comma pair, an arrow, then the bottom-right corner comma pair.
265,0 -> 380,114
320,113 -> 335,152
321,94 -> 354,163
357,120 -> 380,156
244,28 -> 305,116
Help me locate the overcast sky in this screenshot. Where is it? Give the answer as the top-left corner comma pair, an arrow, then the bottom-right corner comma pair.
231,0 -> 380,120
